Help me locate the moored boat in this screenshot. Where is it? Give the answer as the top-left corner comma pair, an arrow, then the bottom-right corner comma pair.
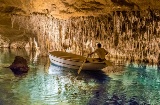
48,51 -> 107,70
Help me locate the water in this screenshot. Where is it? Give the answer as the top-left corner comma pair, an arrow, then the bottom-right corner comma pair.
0,48 -> 160,105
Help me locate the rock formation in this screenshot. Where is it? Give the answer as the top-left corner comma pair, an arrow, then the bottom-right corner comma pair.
9,56 -> 29,74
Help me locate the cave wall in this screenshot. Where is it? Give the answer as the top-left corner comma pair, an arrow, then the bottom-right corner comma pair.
11,9 -> 160,63
1,0 -> 160,63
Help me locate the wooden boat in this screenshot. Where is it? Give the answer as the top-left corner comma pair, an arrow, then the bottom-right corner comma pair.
48,51 -> 107,70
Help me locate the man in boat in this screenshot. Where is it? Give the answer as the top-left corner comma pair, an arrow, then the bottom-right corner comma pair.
88,43 -> 113,66
88,43 -> 108,61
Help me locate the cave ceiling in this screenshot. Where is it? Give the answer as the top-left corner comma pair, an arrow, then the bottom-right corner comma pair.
0,0 -> 160,44
0,0 -> 160,17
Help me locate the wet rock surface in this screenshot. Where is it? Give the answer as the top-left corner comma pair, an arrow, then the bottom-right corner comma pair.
9,56 -> 29,74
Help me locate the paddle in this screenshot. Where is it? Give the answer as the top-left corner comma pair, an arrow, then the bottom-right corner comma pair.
78,55 -> 89,74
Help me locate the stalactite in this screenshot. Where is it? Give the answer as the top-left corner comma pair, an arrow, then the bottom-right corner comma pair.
11,14 -> 15,28
10,10 -> 160,62
33,37 -> 39,50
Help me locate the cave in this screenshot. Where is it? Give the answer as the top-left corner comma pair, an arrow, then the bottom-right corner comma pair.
0,0 -> 160,105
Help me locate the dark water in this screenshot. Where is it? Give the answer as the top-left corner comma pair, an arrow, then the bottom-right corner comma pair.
0,48 -> 160,105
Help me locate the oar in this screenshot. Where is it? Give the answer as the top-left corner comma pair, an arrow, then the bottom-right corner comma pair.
78,55 -> 89,74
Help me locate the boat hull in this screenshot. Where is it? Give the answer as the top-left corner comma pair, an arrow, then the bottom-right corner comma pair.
49,51 -> 107,70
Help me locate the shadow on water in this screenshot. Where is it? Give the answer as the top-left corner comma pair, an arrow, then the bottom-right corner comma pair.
87,63 -> 155,105
79,70 -> 111,84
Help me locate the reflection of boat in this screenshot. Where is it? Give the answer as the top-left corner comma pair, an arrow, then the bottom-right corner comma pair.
48,63 -> 65,74
48,51 -> 107,70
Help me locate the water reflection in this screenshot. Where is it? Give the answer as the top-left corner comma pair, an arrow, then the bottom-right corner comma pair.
48,63 -> 110,86
47,63 -> 110,105
48,63 -> 65,75
0,48 -> 160,105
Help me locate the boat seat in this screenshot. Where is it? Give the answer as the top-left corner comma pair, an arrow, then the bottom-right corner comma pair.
72,58 -> 82,61
61,56 -> 71,58
72,58 -> 80,60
